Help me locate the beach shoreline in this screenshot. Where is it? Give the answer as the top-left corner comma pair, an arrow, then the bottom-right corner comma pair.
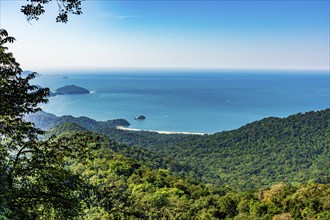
116,126 -> 208,135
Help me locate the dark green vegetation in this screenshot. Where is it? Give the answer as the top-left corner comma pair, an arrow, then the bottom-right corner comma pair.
30,109 -> 330,191
68,132 -> 330,219
55,85 -> 90,95
0,29 -> 97,219
1,28 -> 330,219
27,110 -> 330,220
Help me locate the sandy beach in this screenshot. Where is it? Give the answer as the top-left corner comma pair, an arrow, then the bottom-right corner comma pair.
116,126 -> 207,135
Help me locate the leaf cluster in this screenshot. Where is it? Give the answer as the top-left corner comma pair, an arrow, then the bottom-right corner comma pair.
20,0 -> 83,23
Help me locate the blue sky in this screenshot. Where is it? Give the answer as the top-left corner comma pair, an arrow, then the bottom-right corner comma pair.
0,0 -> 329,72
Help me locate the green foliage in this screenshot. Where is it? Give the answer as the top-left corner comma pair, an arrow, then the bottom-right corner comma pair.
65,137 -> 330,219
111,109 -> 330,190
0,29 -> 98,219
41,120 -> 199,181
21,0 -> 83,23
45,124 -> 330,219
40,108 -> 330,190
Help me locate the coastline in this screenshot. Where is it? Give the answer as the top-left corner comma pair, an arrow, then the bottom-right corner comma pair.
116,126 -> 208,135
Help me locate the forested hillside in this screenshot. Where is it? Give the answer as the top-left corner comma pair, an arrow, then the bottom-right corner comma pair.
52,130 -> 330,219
33,109 -> 330,190
3,111 -> 330,219
72,138 -> 330,219
139,109 -> 330,189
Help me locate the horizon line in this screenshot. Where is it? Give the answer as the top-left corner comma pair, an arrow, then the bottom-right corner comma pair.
26,67 -> 330,74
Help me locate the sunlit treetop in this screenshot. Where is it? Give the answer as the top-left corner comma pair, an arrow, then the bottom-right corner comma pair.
21,0 -> 83,23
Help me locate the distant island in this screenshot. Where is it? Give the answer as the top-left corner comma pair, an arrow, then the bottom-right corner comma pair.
55,85 -> 90,95
134,115 -> 146,120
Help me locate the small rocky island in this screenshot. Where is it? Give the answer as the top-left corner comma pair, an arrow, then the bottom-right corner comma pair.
134,115 -> 146,120
55,85 -> 90,95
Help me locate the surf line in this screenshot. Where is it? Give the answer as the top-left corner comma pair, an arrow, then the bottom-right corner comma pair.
116,126 -> 208,135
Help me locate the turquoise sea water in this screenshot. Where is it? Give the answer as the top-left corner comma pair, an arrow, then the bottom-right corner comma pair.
32,71 -> 329,133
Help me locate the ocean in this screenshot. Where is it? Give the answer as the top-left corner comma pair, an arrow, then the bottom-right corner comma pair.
31,70 -> 329,133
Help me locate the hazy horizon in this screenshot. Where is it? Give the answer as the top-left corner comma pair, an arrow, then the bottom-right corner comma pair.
26,68 -> 330,76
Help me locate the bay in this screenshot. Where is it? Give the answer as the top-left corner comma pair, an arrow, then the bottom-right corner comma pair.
31,70 -> 329,133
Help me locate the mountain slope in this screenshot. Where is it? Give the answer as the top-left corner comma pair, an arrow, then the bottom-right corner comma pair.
25,111 -> 130,131
52,128 -> 330,219
135,109 -> 330,189
36,109 -> 330,190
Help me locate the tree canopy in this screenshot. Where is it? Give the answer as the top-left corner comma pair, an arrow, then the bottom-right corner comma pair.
21,0 -> 83,23
0,29 -> 98,219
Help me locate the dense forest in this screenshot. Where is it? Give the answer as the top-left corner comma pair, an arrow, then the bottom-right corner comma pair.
29,109 -> 330,190
7,126 -> 330,219
66,131 -> 330,219
18,109 -> 330,219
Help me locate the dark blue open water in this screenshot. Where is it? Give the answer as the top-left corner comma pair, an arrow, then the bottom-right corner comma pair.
32,70 -> 329,133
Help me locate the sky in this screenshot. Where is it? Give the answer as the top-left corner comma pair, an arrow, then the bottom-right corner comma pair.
0,0 -> 329,72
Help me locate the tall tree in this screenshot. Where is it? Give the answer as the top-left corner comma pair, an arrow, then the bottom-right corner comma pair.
0,29 -> 94,219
